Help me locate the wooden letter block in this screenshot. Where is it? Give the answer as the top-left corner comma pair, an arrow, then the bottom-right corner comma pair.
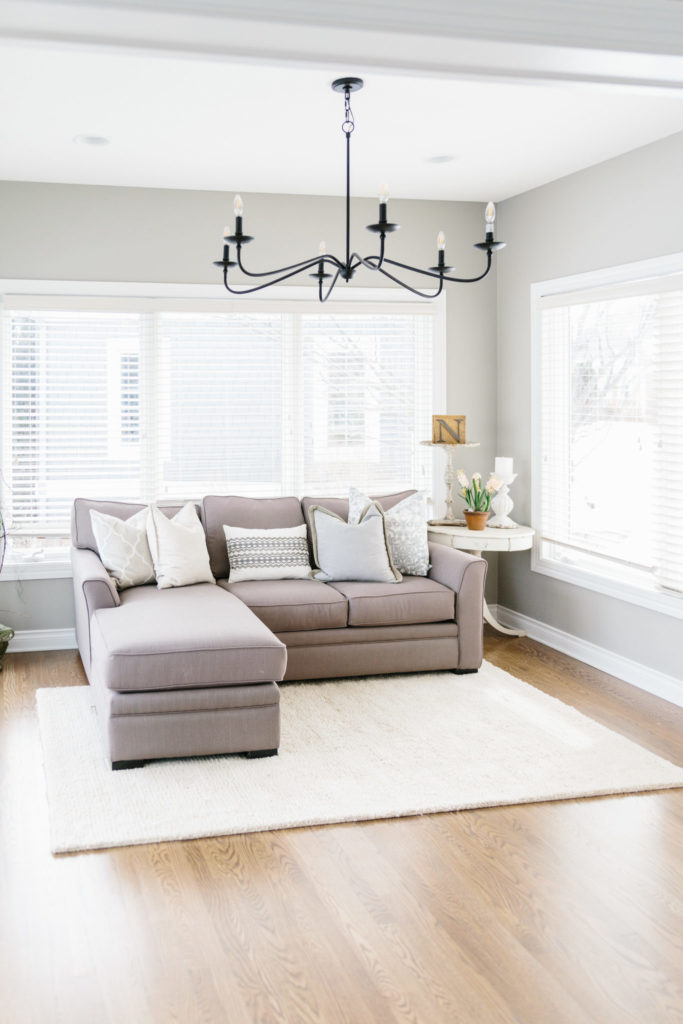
432,415 -> 467,444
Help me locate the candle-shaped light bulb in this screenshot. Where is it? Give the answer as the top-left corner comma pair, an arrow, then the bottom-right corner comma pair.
223,225 -> 230,239
233,194 -> 244,237
378,183 -> 389,223
319,241 -> 326,256
485,201 -> 495,236
436,230 -> 446,269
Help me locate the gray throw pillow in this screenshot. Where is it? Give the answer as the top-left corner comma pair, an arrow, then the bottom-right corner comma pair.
309,502 -> 402,583
349,487 -> 430,576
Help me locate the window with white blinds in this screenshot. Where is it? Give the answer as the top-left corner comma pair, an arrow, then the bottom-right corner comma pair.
0,291 -> 440,556
532,257 -> 683,616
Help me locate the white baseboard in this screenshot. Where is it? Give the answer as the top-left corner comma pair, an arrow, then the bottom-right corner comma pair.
491,604 -> 683,709
9,628 -> 77,653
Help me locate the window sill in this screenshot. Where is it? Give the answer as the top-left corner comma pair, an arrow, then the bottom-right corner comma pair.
1,559 -> 72,582
531,550 -> 683,621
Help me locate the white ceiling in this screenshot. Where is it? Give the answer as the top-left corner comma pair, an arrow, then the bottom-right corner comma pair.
2,41 -> 683,201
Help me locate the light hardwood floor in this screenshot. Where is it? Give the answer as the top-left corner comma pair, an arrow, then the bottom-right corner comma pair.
1,634 -> 682,1024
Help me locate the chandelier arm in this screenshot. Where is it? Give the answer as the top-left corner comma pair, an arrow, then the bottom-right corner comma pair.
235,250 -> 344,277
222,262 -> 328,294
378,233 -> 386,269
319,269 -> 341,303
382,250 -> 493,284
350,252 -> 387,276
349,233 -> 386,273
373,263 -> 445,299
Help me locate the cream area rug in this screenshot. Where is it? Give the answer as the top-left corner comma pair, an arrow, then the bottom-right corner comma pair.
36,661 -> 683,854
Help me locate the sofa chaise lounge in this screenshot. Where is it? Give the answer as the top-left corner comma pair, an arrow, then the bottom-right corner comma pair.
71,492 -> 487,769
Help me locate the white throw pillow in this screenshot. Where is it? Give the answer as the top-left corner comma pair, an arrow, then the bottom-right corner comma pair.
348,487 -> 430,576
224,524 -> 312,582
89,507 -> 155,590
146,502 -> 215,589
309,501 -> 401,583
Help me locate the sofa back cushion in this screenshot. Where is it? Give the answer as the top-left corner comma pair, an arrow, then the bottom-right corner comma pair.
71,498 -> 192,554
202,495 -> 305,580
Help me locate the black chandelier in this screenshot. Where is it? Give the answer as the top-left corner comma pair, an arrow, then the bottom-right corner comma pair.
214,76 -> 505,302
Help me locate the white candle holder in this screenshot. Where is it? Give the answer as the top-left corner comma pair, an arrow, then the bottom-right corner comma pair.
488,472 -> 517,528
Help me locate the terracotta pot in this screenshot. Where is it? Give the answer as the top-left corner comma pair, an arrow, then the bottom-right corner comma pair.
463,509 -> 490,531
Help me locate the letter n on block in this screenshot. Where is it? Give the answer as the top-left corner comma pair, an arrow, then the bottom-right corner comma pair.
432,415 -> 466,444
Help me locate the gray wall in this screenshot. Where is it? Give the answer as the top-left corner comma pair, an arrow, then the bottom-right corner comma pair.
496,129 -> 683,680
0,181 -> 498,631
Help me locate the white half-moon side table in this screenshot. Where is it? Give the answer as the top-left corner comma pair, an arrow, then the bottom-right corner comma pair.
428,523 -> 535,637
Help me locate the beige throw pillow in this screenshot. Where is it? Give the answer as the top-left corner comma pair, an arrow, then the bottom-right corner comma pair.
309,501 -> 401,583
146,502 -> 215,589
89,507 -> 155,590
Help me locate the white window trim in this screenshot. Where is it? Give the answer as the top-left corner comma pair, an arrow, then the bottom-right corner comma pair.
0,280 -> 446,581
530,251 -> 683,622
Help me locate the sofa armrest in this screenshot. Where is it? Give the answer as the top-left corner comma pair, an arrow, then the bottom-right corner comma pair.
428,542 -> 487,671
71,546 -> 120,675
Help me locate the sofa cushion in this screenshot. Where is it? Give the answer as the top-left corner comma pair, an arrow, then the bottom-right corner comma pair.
91,583 -> 286,691
219,579 -> 348,632
328,577 -> 455,627
277,621 -> 459,646
202,495 -> 304,580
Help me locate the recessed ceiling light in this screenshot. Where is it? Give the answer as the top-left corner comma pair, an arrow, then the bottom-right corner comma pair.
73,134 -> 110,146
427,154 -> 457,164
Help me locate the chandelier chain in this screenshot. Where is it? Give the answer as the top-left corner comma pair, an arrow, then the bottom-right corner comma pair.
342,89 -> 355,135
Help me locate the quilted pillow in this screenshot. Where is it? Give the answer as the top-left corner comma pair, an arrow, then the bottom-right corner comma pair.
349,487 -> 430,576
89,507 -> 155,590
224,524 -> 312,582
309,501 -> 401,583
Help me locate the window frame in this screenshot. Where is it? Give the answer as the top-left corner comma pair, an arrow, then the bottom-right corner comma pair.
530,252 -> 683,621
0,281 -> 446,580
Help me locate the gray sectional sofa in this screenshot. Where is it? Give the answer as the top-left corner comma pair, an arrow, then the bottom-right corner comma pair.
71,492 -> 487,769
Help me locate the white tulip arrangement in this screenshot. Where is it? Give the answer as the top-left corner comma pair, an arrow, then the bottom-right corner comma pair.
456,470 -> 502,512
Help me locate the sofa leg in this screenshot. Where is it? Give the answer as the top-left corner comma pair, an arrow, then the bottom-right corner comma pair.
244,748 -> 278,759
453,668 -> 479,675
112,759 -> 147,771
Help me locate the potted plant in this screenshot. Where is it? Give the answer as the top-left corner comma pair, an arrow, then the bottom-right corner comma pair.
0,510 -> 13,670
457,470 -> 501,530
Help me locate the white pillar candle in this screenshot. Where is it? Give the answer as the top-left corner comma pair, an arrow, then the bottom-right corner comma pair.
495,457 -> 513,476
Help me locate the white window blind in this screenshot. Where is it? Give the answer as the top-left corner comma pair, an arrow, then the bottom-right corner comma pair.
1,297 -> 437,548
534,266 -> 683,608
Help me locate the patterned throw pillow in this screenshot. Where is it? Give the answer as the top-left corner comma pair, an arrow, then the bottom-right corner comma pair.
90,507 -> 155,590
223,524 -> 312,583
309,501 -> 401,583
349,487 -> 430,576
